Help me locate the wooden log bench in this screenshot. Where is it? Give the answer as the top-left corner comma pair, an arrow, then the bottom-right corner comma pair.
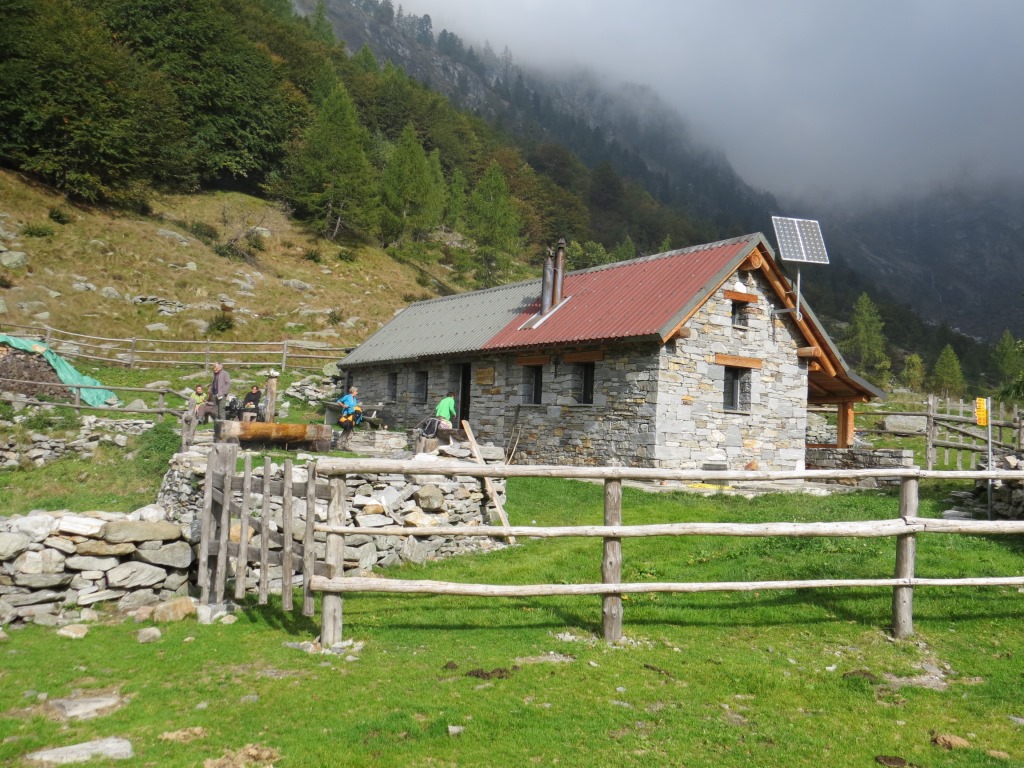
216,420 -> 333,451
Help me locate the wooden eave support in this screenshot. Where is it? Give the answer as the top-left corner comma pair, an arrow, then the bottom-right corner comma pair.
837,401 -> 856,448
797,346 -> 822,358
724,289 -> 758,303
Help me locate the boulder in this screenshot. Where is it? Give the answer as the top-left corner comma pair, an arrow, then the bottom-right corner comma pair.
152,596 -> 197,622
132,541 -> 192,568
106,562 -> 167,589
0,532 -> 30,560
414,484 -> 445,512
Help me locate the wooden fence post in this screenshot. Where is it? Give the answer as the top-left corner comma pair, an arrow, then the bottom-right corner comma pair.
73,386 -> 82,417
129,338 -> 136,368
892,475 -> 918,639
321,476 -> 347,646
197,458 -> 215,604
212,445 -> 237,605
234,453 -> 253,602
303,461 -> 317,617
281,340 -> 289,373
281,458 -> 294,611
258,456 -> 271,605
926,395 -> 937,470
602,478 -> 623,643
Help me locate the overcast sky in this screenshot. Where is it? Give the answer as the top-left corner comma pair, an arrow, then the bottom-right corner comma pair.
395,0 -> 1024,203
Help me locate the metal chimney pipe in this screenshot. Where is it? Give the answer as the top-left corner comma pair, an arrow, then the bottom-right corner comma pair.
540,248 -> 554,315
552,238 -> 566,307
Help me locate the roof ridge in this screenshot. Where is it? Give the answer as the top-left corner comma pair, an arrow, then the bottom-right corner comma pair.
569,232 -> 765,276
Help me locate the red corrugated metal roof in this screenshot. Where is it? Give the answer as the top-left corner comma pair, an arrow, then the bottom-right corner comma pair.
483,236 -> 757,350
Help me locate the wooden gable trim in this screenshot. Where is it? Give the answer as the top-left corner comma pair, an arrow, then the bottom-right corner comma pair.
562,350 -> 604,363
714,353 -> 762,369
724,289 -> 758,303
514,355 -> 551,367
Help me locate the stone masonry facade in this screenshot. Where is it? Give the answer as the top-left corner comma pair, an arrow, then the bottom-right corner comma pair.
351,269 -> 809,471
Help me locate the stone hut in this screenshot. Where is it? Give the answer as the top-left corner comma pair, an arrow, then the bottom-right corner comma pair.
340,234 -> 882,471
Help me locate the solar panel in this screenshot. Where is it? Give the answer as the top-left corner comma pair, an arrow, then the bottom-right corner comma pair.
772,216 -> 830,264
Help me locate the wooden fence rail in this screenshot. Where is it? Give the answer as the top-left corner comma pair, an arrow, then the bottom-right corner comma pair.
193,453 -> 1024,645
0,320 -> 350,372
0,375 -> 187,417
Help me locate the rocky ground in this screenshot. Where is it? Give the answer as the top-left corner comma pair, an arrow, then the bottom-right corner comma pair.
0,346 -> 72,401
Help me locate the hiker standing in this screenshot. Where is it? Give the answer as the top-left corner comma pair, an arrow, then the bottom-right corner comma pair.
209,362 -> 231,421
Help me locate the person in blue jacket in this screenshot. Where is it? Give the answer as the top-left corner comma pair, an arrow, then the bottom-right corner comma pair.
336,385 -> 362,448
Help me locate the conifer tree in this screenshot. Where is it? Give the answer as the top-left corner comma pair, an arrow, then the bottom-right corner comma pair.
445,168 -> 467,230
839,293 -> 891,387
900,353 -> 925,392
271,83 -> 378,240
993,330 -> 1023,388
380,123 -> 431,245
468,162 -> 521,286
930,344 -> 965,398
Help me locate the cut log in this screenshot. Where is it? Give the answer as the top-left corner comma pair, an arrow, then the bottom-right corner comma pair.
215,421 -> 332,450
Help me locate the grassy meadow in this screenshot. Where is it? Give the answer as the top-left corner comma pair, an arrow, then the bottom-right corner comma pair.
2,477 -> 1023,767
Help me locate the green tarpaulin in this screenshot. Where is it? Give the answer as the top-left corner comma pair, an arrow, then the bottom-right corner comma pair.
0,334 -> 118,407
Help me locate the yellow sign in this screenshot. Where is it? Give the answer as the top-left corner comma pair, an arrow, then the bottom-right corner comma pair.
975,397 -> 988,427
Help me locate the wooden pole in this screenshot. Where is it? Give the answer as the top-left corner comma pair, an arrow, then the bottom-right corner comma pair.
212,445 -> 237,605
197,458 -> 215,603
461,420 -> 514,544
303,461 -> 317,617
602,478 -> 623,643
281,340 -> 289,373
234,453 -> 253,602
258,456 -> 271,605
73,386 -> 82,417
281,458 -> 294,611
265,375 -> 278,424
926,395 -> 937,470
321,476 -> 347,646
892,475 -> 918,639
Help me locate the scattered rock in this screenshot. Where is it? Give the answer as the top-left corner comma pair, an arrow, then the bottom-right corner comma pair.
47,694 -> 125,721
932,732 -> 970,749
447,725 -> 464,736
137,627 -> 162,644
56,624 -> 89,640
25,737 -> 134,764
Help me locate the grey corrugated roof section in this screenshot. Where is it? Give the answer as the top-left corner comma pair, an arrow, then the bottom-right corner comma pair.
341,278 -> 544,367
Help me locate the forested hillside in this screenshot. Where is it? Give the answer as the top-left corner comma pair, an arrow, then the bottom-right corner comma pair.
0,0 -> 1015,394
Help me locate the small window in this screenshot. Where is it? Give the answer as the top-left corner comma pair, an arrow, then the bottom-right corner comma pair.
577,362 -> 595,404
386,372 -> 398,401
731,301 -> 749,328
524,365 -> 543,405
723,366 -> 751,411
413,370 -> 428,402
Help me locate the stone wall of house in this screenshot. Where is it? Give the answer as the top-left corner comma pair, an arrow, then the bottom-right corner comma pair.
655,270 -> 808,471
805,447 -> 915,487
351,269 -> 810,471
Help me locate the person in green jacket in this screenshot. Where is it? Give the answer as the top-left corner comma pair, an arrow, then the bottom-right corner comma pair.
435,391 -> 457,429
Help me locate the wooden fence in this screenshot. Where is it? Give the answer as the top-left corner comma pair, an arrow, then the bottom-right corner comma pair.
194,449 -> 1024,645
817,395 -> 1023,469
0,376 -> 187,417
0,321 -> 350,372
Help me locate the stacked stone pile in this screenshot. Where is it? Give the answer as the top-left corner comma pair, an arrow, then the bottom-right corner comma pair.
0,506 -> 192,627
157,440 -> 508,593
958,453 -> 1024,520
284,375 -> 336,403
0,416 -> 154,468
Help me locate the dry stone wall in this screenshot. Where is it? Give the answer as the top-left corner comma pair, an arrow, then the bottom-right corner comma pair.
0,416 -> 155,468
0,508 -> 193,627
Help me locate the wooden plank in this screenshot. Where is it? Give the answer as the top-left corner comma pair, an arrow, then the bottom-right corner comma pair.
234,453 -> 253,602
258,456 -> 271,605
461,421 -> 514,544
602,478 -> 623,643
197,459 -> 215,600
723,289 -> 757,303
303,461 -> 317,617
321,477 -> 347,646
281,458 -> 294,611
514,354 -> 551,366
713,353 -> 762,369
562,350 -> 605,363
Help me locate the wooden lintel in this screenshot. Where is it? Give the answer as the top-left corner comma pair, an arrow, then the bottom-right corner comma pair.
562,350 -> 604,363
714,353 -> 762,369
796,346 -> 822,358
514,355 -> 551,367
724,289 -> 758,303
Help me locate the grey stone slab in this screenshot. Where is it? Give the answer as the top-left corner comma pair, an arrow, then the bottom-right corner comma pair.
25,736 -> 133,763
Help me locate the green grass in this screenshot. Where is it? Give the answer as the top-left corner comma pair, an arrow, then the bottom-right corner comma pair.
2,478 -> 1023,766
